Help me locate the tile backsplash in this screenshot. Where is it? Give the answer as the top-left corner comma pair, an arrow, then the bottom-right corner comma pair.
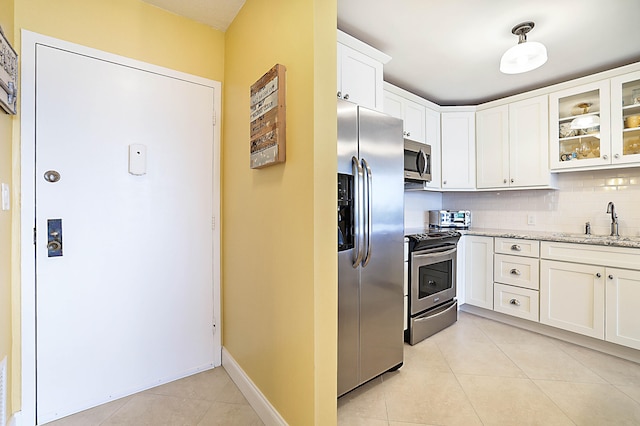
442,168 -> 640,237
442,168 -> 640,236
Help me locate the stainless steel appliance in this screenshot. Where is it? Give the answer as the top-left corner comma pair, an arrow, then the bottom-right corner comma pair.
429,210 -> 471,229
338,99 -> 404,397
406,230 -> 461,345
404,139 -> 431,183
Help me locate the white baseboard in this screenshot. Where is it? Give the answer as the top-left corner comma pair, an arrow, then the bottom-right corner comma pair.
221,347 -> 287,426
8,411 -> 20,426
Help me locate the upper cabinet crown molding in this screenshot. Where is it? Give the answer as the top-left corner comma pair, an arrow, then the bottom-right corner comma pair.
337,30 -> 391,65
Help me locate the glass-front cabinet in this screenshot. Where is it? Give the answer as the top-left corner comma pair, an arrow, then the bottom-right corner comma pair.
549,81 -> 610,170
611,70 -> 640,165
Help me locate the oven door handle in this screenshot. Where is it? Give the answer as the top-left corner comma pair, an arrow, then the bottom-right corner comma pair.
351,156 -> 364,268
361,157 -> 373,267
412,247 -> 457,259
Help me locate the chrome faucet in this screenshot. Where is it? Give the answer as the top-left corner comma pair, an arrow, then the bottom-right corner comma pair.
606,201 -> 619,237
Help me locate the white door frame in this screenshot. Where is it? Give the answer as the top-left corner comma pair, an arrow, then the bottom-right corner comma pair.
19,30 -> 222,425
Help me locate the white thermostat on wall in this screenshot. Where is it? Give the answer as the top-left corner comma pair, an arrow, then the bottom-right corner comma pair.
128,144 -> 147,175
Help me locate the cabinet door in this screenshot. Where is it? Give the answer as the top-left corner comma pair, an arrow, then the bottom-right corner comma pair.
509,95 -> 550,187
338,43 -> 384,111
540,260 -> 605,339
549,80 -> 611,170
441,111 -> 475,190
606,268 -> 640,350
383,91 -> 426,143
403,100 -> 426,143
610,70 -> 640,165
476,105 -> 509,189
423,107 -> 441,189
463,236 -> 494,309
383,90 -> 404,120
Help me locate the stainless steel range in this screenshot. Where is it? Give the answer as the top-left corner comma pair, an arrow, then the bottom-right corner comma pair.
406,230 -> 461,345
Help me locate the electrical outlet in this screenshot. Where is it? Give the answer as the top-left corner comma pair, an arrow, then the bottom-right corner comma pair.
527,214 -> 536,225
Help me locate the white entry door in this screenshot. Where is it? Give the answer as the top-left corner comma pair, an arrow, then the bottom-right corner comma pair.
34,44 -> 218,424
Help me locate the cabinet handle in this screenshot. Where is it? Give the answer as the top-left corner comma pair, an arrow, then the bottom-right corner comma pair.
406,132 -> 411,137
337,91 -> 342,99
509,298 -> 521,306
510,178 -> 515,183
428,280 -> 436,286
510,268 -> 521,276
614,154 -> 620,159
596,273 -> 601,278
603,154 -> 608,160
503,179 -> 507,184
443,180 -> 447,185
608,274 -> 614,280
344,93 -> 350,100
511,244 -> 521,251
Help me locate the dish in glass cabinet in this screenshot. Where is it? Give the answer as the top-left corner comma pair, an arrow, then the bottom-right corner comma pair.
559,122 -> 575,138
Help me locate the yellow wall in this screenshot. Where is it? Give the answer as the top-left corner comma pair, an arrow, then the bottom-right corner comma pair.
223,0 -> 337,424
10,0 -> 225,413
0,0 -> 15,422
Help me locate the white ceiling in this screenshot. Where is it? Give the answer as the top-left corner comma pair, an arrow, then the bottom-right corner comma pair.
143,0 -> 640,106
142,0 -> 245,31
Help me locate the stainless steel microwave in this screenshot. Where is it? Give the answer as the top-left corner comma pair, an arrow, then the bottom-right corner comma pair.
404,139 -> 431,182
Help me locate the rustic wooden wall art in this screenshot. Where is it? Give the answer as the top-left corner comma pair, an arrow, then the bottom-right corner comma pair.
250,64 -> 286,168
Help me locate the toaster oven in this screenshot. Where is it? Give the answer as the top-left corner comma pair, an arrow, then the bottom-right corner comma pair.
429,210 -> 471,229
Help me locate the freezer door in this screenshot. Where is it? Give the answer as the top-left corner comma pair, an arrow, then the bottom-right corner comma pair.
337,99 -> 361,396
358,106 -> 404,384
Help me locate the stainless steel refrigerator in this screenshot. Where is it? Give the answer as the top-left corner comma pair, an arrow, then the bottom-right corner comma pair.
337,99 -> 404,397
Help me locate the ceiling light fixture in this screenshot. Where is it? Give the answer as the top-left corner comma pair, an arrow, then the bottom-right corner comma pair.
500,21 -> 547,74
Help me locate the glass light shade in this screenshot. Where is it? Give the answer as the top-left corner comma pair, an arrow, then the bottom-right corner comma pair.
500,41 -> 548,74
571,114 -> 600,129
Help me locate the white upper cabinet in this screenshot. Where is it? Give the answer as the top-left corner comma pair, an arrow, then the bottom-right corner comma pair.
510,96 -> 551,187
610,70 -> 640,165
549,81 -> 611,170
383,90 -> 426,143
441,111 -> 475,190
337,31 -> 390,112
477,96 -> 550,189
476,105 -> 509,188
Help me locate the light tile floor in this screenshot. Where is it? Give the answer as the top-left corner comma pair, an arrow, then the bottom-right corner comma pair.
45,311 -> 640,425
338,311 -> 640,426
46,367 -> 264,426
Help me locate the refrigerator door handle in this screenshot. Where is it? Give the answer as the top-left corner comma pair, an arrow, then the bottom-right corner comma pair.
361,158 -> 373,267
352,156 -> 364,268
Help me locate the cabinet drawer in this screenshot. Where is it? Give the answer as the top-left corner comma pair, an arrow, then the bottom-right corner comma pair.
540,241 -> 640,270
494,254 -> 539,290
494,283 -> 539,322
495,238 -> 540,257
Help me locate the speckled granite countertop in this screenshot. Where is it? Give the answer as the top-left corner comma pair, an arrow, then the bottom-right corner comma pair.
461,228 -> 640,249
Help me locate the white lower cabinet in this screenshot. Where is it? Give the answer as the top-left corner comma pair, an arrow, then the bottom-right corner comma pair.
494,283 -> 539,322
539,259 -> 605,339
606,268 -> 640,350
463,235 -> 494,309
